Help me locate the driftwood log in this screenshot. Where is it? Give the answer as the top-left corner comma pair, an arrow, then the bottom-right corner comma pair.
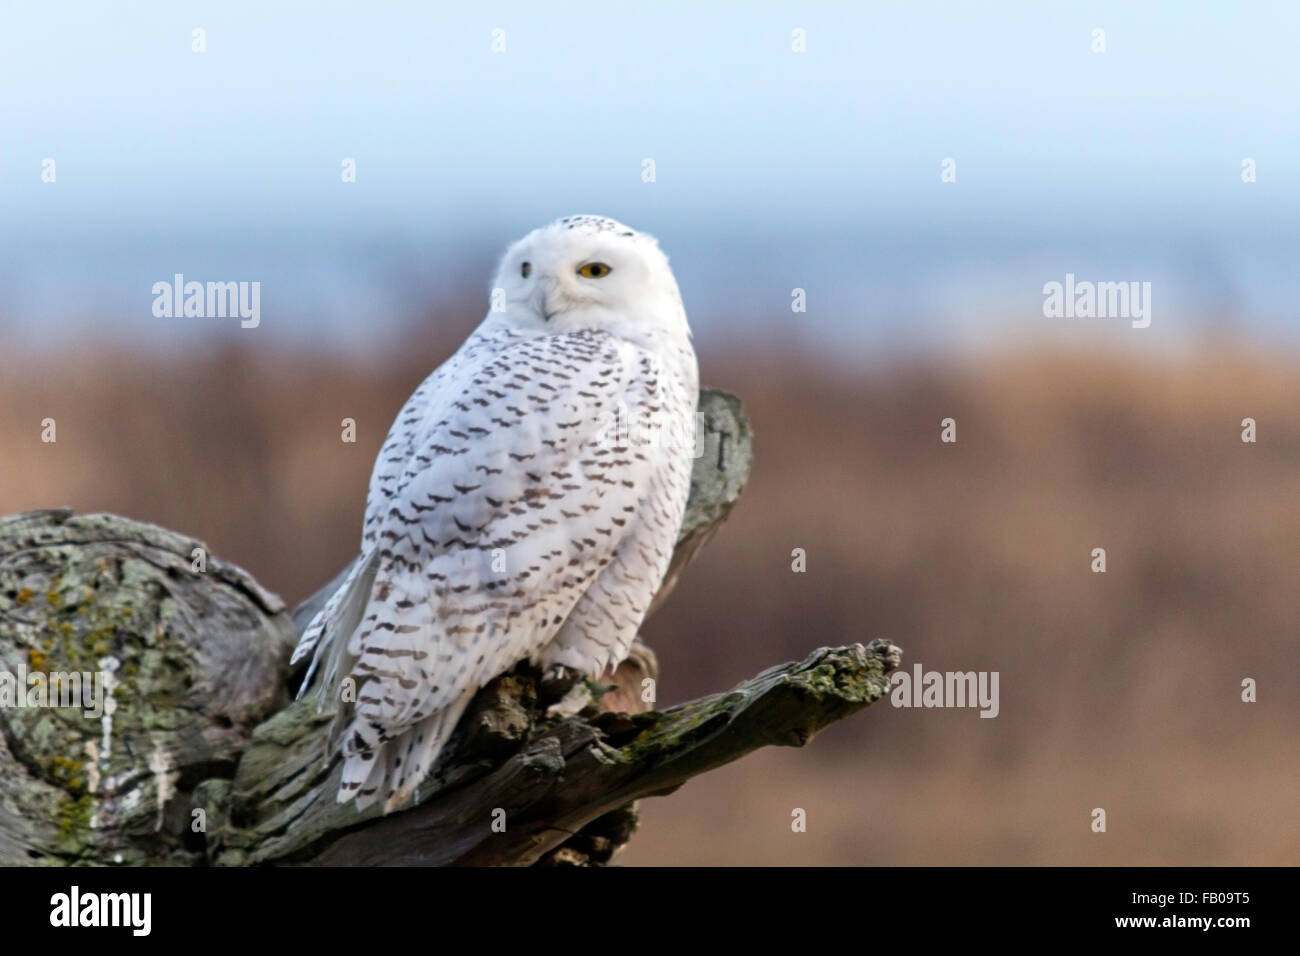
0,389 -> 901,865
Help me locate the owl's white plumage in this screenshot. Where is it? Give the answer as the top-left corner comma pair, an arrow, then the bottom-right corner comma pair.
292,216 -> 698,813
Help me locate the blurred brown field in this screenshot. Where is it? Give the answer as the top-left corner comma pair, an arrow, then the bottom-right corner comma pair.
1,329 -> 1296,865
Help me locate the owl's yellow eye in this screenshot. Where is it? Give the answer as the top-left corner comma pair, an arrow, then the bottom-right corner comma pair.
577,262 -> 612,279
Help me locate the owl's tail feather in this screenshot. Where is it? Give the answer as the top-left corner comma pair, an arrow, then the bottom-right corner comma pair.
384,690 -> 477,813
292,550 -> 379,704
339,737 -> 393,811
337,690 -> 476,814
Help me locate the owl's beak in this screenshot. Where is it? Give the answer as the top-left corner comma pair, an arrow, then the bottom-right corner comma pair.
533,276 -> 561,322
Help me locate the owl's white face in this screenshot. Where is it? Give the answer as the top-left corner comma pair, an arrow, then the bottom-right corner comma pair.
490,216 -> 689,344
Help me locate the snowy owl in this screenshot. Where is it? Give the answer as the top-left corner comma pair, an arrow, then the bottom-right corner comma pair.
292,215 -> 699,813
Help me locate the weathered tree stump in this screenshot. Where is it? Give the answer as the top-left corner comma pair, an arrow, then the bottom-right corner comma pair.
0,511 -> 291,864
0,389 -> 902,866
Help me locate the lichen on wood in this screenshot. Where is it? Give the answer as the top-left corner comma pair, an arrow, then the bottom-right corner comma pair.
0,510 -> 292,865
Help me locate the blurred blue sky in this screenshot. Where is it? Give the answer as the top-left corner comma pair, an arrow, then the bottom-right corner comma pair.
1,1 -> 1296,358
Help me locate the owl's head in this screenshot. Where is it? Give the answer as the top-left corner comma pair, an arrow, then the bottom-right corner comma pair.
490,216 -> 689,342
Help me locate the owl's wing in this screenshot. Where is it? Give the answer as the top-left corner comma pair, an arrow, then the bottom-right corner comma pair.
360,342 -> 475,546
290,348 -> 471,679
343,329 -> 667,768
